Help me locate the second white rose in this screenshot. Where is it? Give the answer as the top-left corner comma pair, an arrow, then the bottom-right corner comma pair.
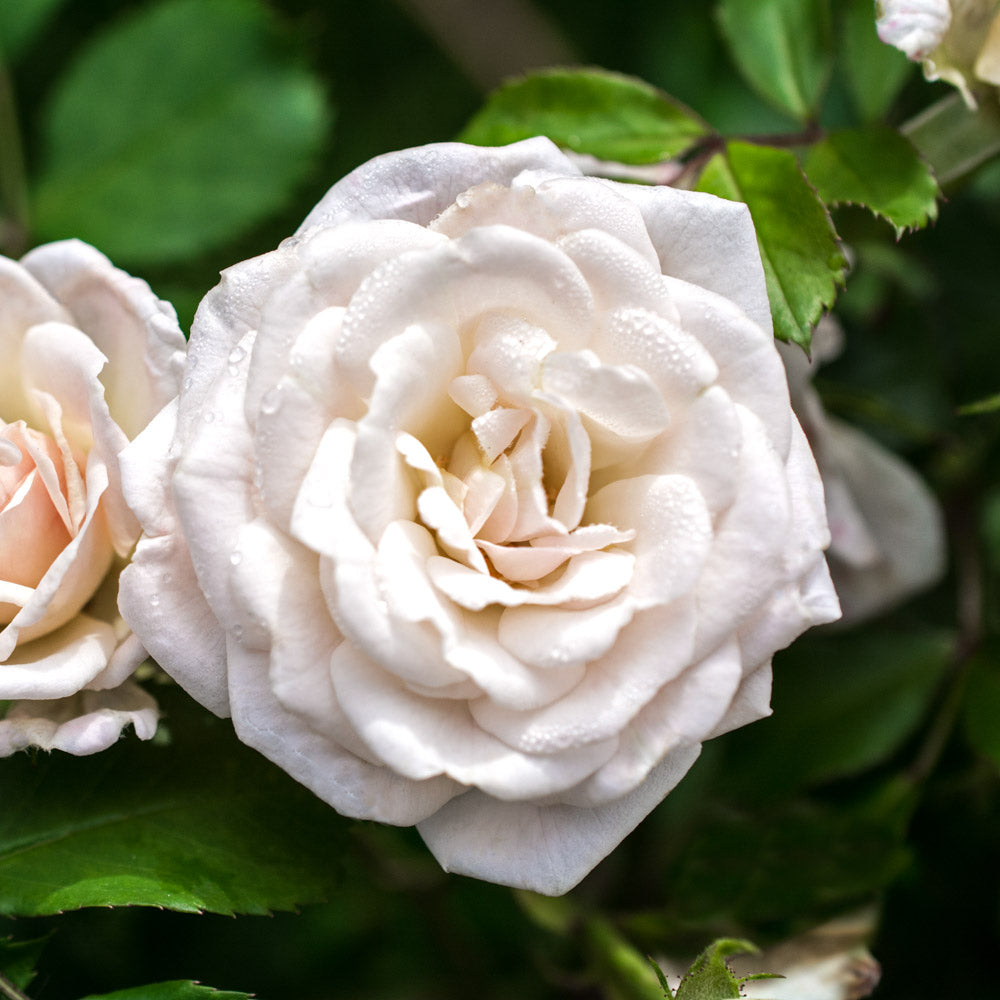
120,138 -> 840,895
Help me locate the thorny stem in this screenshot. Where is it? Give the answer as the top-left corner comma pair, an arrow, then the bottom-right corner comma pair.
579,122 -> 825,189
0,53 -> 30,257
0,973 -> 32,1000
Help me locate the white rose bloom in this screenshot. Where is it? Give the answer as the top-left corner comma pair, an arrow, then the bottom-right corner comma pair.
0,240 -> 186,755
778,320 -> 945,622
877,0 -> 1000,106
120,138 -> 839,895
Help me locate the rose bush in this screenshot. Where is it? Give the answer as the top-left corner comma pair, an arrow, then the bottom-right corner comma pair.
877,0 -> 1000,106
0,240 -> 186,755
778,320 -> 945,622
120,138 -> 839,894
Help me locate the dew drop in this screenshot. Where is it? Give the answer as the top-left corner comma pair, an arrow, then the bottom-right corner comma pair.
230,550 -> 243,566
150,594 -> 160,608
260,389 -> 282,415
228,345 -> 247,364
232,624 -> 244,642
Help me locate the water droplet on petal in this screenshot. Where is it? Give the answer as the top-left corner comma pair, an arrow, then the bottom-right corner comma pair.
260,389 -> 282,415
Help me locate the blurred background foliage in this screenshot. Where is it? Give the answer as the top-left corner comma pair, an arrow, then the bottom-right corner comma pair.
2,0 -> 1000,997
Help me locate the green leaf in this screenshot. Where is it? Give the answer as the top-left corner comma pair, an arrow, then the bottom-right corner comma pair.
0,688 -> 346,916
460,68 -> 710,165
724,628 -> 952,797
804,126 -> 939,235
0,934 -> 48,991
675,939 -> 759,1000
840,0 -> 914,121
31,0 -> 329,266
647,956 -> 675,999
79,982 -> 250,1000
714,0 -> 833,122
697,141 -> 846,349
0,0 -> 66,62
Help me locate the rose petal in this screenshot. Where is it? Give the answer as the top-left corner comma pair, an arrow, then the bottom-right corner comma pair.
428,548 -> 634,611
338,226 -> 595,398
0,613 -> 117,699
496,594 -> 637,670
171,330 -> 260,640
615,182 -> 773,335
228,638 -> 459,825
331,639 -> 619,799
21,239 -> 185,435
822,417 -> 945,622
298,136 -> 579,232
20,319 -> 139,554
591,306 -> 718,416
473,599 -> 698,752
0,679 -> 158,756
664,276 -> 793,459
570,638 -> 742,805
417,742 -> 701,895
633,385 -> 741,516
0,255 -> 71,419
587,474 -> 712,608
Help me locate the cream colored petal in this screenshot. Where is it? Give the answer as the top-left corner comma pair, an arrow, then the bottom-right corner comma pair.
473,599 -> 698,752
0,254 -> 70,420
0,679 -> 158,756
588,473 -> 712,609
428,548 -> 634,611
21,239 -> 185,433
297,136 -> 579,232
613,182 -> 772,335
417,742 -> 701,895
331,639 -> 618,799
227,637 -> 459,825
337,226 -> 594,398
0,613 -> 117,699
568,638 -> 742,806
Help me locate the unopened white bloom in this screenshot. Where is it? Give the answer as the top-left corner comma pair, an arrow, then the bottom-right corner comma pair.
120,138 -> 838,894
738,911 -> 882,1000
877,0 -> 1000,105
0,241 -> 186,755
778,320 -> 945,622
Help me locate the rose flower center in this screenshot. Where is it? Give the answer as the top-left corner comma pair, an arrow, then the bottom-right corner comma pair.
399,322 -> 637,604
